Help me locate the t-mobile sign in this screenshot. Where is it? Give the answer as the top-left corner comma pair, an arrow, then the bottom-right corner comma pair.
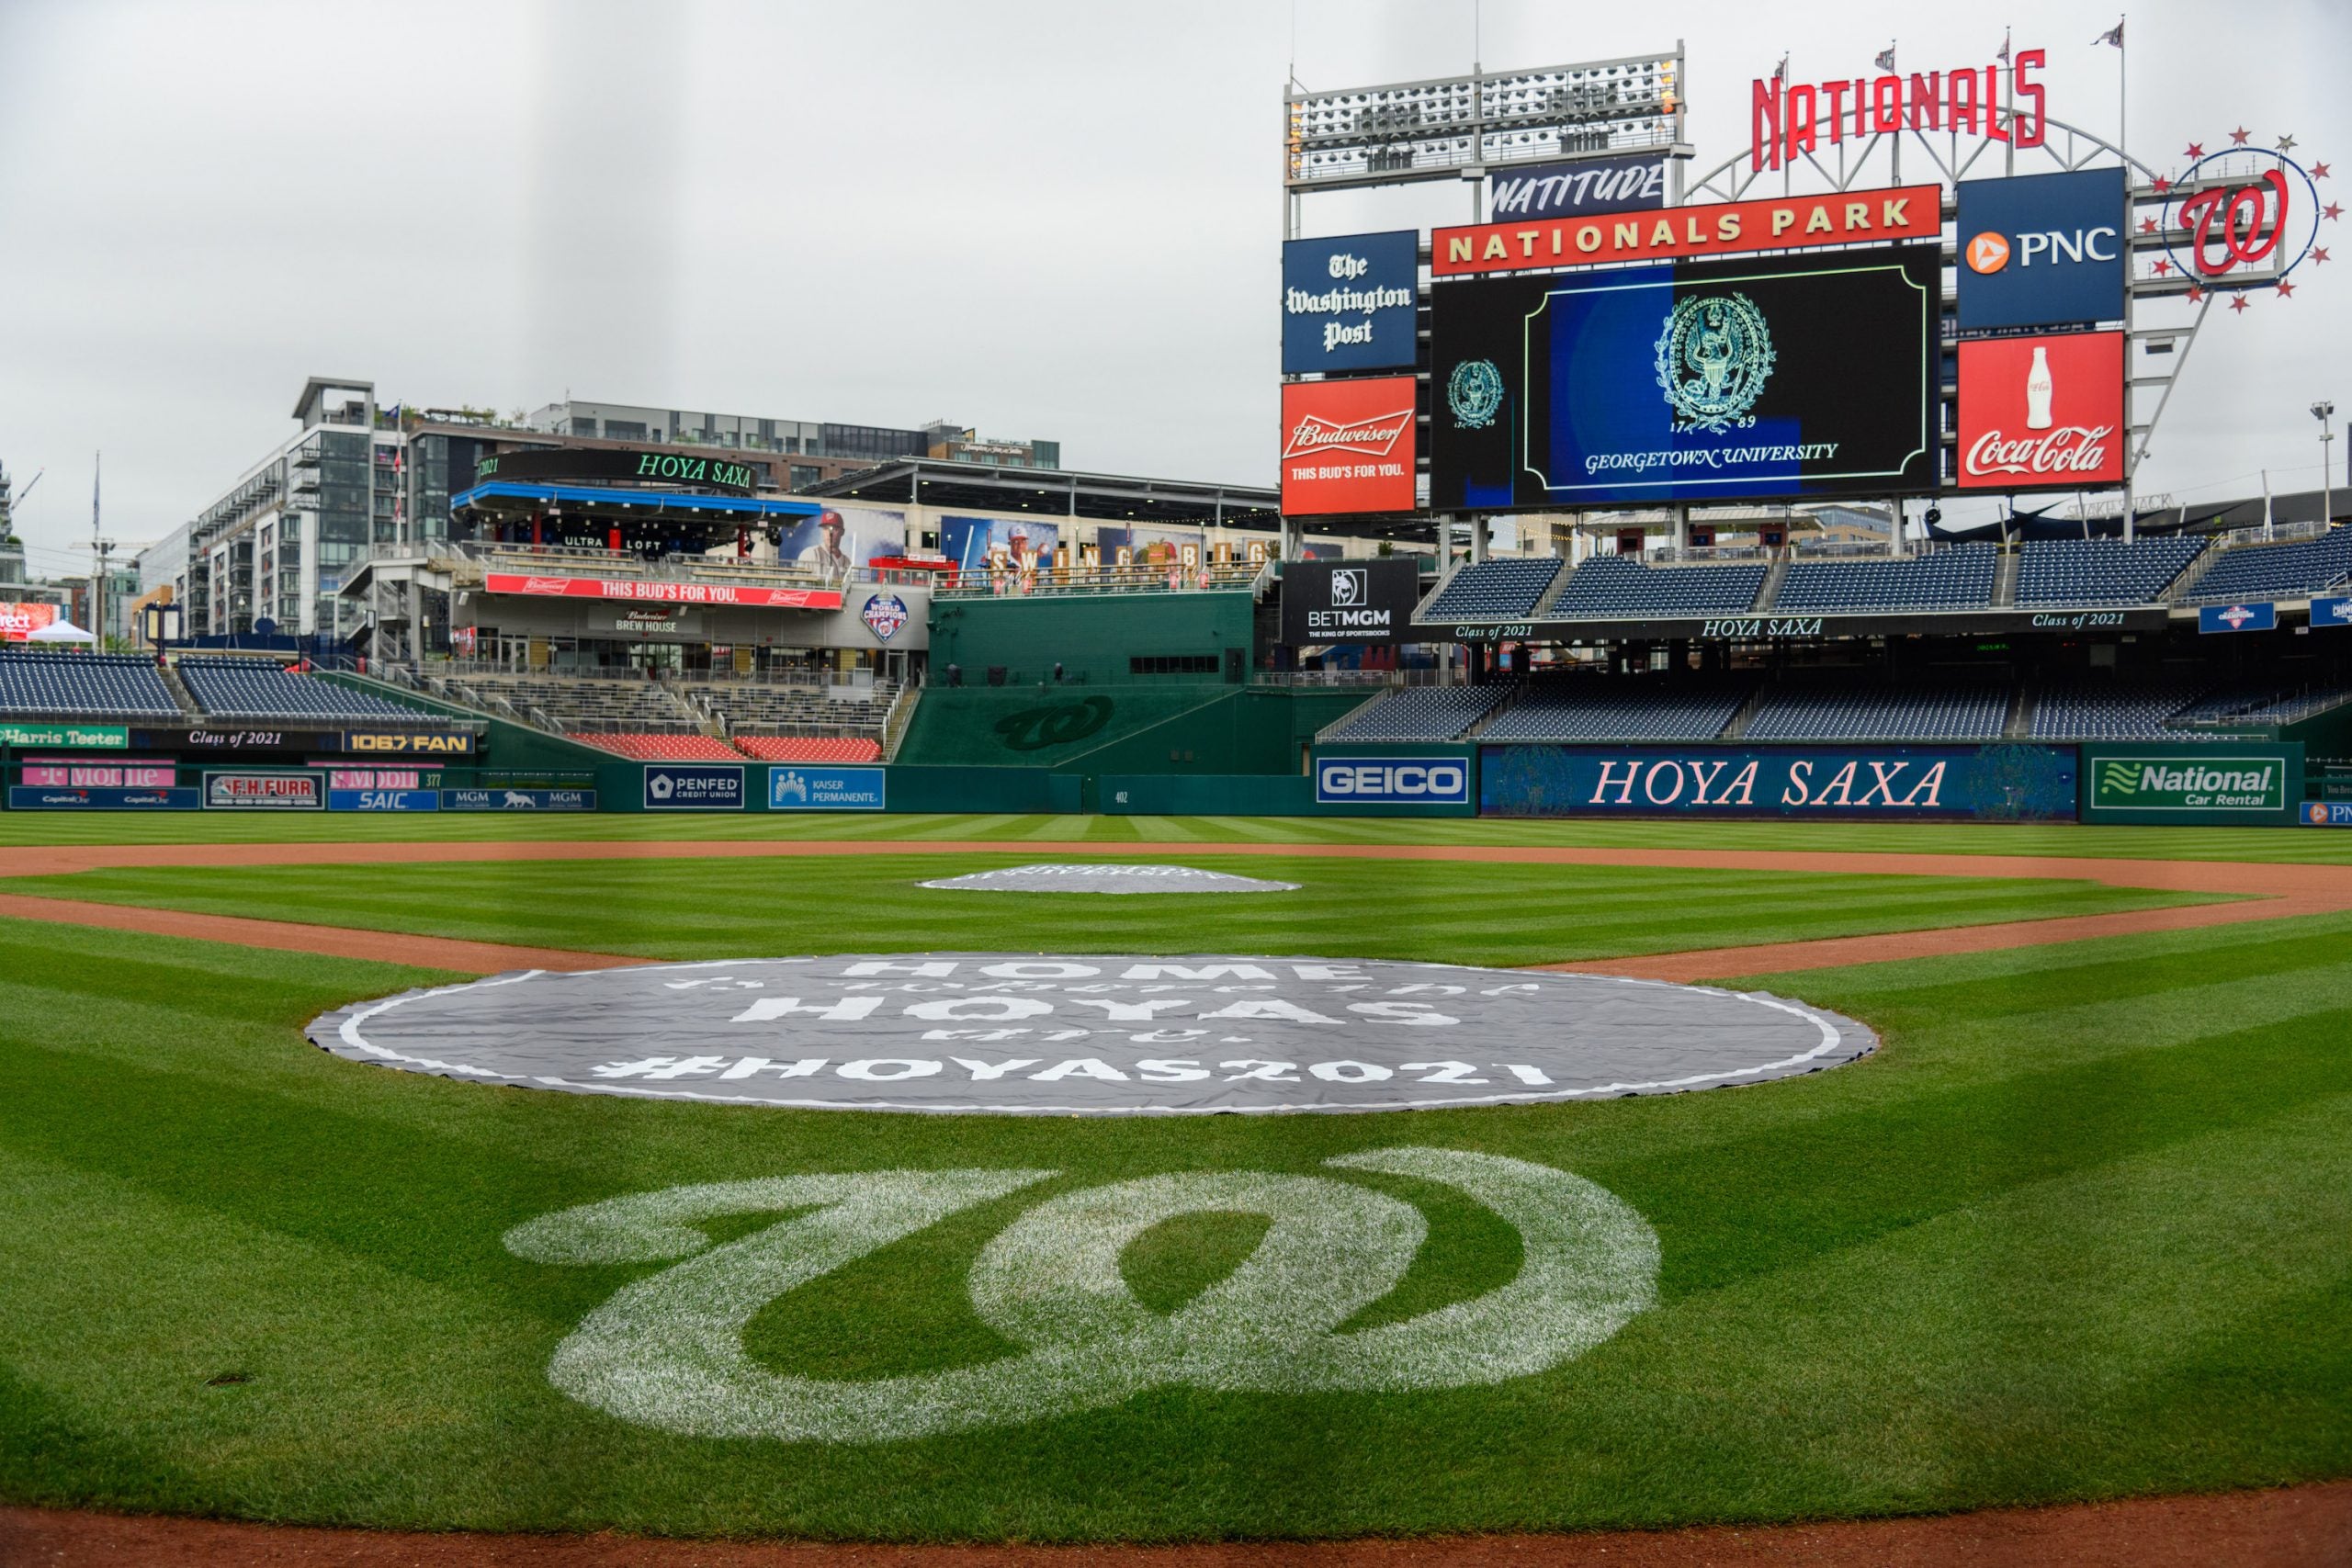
1956,331 -> 2124,491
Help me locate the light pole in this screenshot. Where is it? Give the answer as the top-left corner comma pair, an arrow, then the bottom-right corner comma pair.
2314,401 -> 2336,527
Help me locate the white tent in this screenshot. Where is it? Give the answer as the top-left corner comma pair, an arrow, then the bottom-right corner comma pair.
26,619 -> 96,645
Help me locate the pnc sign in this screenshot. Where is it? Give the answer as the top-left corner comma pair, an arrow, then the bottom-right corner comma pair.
1955,168 -> 2127,331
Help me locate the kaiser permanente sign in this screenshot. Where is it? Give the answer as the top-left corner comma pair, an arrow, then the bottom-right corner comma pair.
1434,184 -> 1940,276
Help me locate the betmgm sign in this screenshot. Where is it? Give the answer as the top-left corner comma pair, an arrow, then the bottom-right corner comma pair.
1281,558 -> 1422,645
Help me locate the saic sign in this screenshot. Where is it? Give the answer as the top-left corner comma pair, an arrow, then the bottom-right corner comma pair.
503,1149 -> 1658,1441
1316,757 -> 1469,806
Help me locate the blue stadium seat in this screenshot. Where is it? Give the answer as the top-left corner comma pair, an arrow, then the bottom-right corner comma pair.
179,659 -> 420,720
1775,547 -> 1996,612
1744,679 -> 2008,741
1419,559 -> 1565,620
2188,528 -> 2352,604
2015,538 -> 2207,607
0,652 -> 180,718
1478,679 -> 1752,742
1324,684 -> 1511,743
1546,558 -> 1767,617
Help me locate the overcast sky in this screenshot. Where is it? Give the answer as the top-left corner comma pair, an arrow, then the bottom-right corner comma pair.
0,0 -> 2345,572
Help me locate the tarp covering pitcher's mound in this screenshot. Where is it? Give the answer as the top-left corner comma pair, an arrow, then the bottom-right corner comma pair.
919,863 -> 1300,893
308,954 -> 1876,1115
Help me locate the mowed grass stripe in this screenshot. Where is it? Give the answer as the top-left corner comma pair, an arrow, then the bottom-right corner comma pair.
3,907 -> 2352,1536
0,855 -> 2222,965
4,809 -> 2352,865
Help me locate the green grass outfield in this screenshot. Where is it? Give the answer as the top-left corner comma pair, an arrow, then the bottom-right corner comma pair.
2,807 -> 2351,863
0,853 -> 2224,964
0,840 -> 2347,1541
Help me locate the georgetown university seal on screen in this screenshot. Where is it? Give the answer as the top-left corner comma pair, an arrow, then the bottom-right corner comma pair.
1447,358 -> 1504,429
1655,292 -> 1775,433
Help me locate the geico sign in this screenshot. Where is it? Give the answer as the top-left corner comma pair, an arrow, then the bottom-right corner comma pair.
1316,758 -> 1468,804
1964,224 -> 2119,272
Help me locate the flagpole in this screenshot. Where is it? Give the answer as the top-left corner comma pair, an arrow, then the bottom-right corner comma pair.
2117,15 -> 2134,542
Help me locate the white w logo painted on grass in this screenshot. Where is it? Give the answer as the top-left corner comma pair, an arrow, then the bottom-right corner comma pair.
505,1148 -> 1658,1443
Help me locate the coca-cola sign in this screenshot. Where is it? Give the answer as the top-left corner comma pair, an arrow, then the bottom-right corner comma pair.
1956,331 -> 2124,491
1280,377 -> 1419,516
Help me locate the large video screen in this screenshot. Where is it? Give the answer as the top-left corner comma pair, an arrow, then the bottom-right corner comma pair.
1430,245 -> 1939,510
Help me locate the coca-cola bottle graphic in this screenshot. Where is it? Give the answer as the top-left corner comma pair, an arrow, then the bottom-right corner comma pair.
2025,345 -> 2054,431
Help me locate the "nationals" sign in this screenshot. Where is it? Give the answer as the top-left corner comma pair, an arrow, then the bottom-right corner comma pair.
1433,184 -> 1939,277
483,573 -> 843,609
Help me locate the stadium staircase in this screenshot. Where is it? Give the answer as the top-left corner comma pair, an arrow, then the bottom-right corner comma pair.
1753,555 -> 1792,612
2166,546 -> 2223,602
2003,682 -> 2037,739
155,662 -> 202,716
881,683 -> 922,761
1993,552 -> 2021,608
1718,682 -> 1770,741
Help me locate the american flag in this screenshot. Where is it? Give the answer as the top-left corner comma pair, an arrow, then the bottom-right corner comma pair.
1873,43 -> 1896,73
2097,18 -> 2125,47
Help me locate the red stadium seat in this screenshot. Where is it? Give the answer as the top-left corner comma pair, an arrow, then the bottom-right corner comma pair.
567,732 -> 743,761
732,736 -> 883,763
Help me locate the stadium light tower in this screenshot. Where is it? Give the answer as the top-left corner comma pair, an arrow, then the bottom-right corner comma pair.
2315,400 -> 2336,526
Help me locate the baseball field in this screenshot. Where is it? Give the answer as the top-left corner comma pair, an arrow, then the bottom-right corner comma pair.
2,811 -> 2348,1551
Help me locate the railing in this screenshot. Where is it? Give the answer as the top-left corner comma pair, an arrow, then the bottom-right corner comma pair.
1251,668 -> 1460,688
2215,520 -> 2334,550
934,560 -> 1261,600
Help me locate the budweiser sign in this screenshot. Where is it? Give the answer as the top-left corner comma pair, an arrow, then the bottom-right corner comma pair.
1279,377 -> 1419,516
1955,331 -> 2124,491
1282,408 -> 1413,460
483,572 -> 845,609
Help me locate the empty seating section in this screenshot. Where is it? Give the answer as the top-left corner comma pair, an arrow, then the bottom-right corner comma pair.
732,736 -> 884,763
2188,528 -> 2352,604
1775,547 -> 1996,612
2015,538 -> 2208,606
178,658 -> 419,719
2030,675 -> 2211,740
1547,558 -> 1766,617
1419,558 -> 1564,620
1480,680 -> 1752,742
0,653 -> 180,717
443,673 -> 696,730
1324,685 -> 1510,743
702,683 -> 895,734
573,732 -> 742,761
1745,681 -> 2007,741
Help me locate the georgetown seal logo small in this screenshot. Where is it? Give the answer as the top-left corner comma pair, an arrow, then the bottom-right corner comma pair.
861,593 -> 909,642
1654,293 -> 1775,434
1447,359 -> 1505,430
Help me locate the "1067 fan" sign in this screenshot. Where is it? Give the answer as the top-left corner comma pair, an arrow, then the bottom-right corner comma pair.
1955,331 -> 2124,491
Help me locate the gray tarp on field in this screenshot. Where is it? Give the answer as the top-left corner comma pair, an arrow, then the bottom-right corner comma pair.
919,864 -> 1299,894
307,953 -> 1876,1116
